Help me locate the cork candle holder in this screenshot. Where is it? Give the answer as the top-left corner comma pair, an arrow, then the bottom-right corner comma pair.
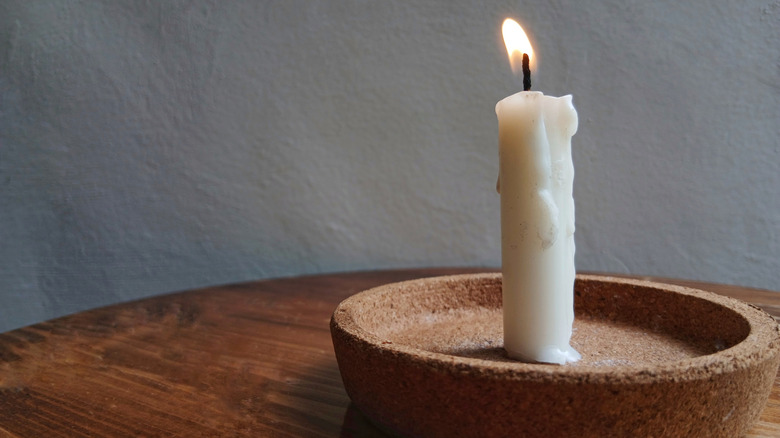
330,274 -> 780,438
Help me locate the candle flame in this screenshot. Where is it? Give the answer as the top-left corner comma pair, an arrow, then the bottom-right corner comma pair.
502,18 -> 534,74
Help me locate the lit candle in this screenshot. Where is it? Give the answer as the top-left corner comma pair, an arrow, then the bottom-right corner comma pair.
497,18 -> 580,364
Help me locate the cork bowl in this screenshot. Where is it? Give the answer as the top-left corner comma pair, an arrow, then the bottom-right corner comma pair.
330,274 -> 780,438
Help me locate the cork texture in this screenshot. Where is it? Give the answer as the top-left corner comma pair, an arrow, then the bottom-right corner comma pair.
331,274 -> 780,438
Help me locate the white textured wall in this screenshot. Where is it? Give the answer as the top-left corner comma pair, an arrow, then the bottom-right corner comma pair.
1,1 -> 779,332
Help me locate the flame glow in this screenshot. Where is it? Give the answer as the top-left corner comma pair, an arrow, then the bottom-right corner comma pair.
501,18 -> 534,74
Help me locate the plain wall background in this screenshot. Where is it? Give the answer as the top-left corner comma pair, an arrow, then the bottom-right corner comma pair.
1,1 -> 779,333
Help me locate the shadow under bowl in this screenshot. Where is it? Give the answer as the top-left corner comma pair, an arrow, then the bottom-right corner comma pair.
331,274 -> 780,438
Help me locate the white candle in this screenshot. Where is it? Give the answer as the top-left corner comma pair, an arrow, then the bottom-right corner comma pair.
497,19 -> 580,364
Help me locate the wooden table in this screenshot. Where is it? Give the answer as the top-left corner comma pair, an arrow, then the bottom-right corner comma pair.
1,268 -> 778,437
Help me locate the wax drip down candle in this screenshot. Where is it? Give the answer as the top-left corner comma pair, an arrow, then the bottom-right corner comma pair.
496,19 -> 580,364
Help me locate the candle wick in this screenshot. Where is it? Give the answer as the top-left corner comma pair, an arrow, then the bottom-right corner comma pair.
522,53 -> 531,91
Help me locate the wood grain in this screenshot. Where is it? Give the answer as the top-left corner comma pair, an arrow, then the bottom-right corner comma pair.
0,268 -> 777,437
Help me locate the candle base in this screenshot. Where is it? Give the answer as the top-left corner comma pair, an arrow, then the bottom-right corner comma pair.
505,344 -> 581,365
331,274 -> 780,438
